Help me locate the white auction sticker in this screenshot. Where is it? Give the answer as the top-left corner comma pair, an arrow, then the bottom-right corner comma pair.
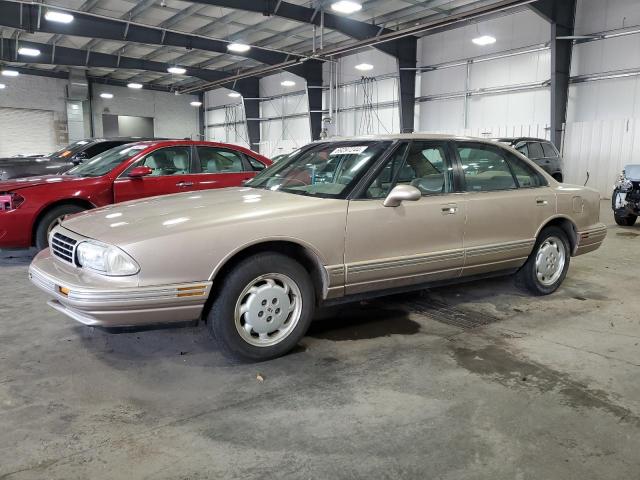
330,146 -> 368,156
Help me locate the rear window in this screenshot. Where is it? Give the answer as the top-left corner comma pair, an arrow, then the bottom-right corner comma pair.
541,142 -> 559,158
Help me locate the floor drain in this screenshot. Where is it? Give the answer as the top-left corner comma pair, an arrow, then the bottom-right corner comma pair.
396,297 -> 500,330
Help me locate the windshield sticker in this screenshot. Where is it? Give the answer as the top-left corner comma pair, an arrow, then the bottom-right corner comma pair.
330,146 -> 368,156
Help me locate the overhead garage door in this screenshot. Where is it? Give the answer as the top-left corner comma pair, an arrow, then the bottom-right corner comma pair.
0,107 -> 57,157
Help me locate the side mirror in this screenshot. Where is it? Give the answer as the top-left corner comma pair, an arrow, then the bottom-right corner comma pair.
128,166 -> 153,178
383,185 -> 421,207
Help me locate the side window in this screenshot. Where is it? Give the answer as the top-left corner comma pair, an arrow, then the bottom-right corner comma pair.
137,147 -> 192,176
247,155 -> 266,171
364,142 -> 451,199
197,147 -> 245,173
527,142 -> 544,160
506,155 -> 547,188
515,142 -> 528,157
541,142 -> 559,158
458,145 -> 516,192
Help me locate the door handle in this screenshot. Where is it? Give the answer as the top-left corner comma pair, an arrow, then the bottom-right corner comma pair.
536,198 -> 548,206
441,204 -> 458,215
176,181 -> 193,188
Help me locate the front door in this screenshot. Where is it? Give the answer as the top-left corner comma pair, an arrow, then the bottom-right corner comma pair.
344,141 -> 466,295
113,145 -> 195,202
454,142 -> 555,276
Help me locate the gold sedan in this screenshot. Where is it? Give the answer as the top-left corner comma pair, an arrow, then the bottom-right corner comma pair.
30,135 -> 606,361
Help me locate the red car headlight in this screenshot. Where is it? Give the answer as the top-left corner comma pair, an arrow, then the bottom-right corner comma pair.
0,193 -> 25,211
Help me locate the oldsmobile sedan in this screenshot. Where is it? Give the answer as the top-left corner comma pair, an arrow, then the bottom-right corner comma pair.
29,135 -> 606,361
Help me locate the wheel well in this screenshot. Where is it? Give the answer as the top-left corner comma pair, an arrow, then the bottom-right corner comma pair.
203,241 -> 327,320
31,199 -> 95,245
541,217 -> 577,253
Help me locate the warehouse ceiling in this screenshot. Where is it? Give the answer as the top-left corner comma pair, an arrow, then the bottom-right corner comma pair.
0,0 -> 530,92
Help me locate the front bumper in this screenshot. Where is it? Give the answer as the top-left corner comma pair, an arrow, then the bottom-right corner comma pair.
574,223 -> 607,256
29,250 -> 212,327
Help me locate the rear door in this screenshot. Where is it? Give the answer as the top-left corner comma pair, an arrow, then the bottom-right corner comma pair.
454,142 -> 554,277
112,145 -> 194,202
189,146 -> 257,191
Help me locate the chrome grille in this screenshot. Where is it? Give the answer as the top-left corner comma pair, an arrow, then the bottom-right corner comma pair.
51,232 -> 78,265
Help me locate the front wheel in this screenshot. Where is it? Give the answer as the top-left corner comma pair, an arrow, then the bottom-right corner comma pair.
515,226 -> 570,295
207,252 -> 315,362
35,204 -> 87,250
614,214 -> 637,226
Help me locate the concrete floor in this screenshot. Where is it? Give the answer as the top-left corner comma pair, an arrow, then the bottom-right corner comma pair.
1,200 -> 639,479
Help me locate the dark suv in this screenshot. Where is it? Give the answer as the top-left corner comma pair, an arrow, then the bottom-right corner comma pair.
0,137 -> 160,180
497,138 -> 564,182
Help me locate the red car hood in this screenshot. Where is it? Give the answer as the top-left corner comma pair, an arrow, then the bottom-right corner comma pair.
0,174 -> 89,192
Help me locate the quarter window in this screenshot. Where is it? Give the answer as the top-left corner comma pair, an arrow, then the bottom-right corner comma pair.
526,142 -> 544,160
507,155 -> 547,188
541,142 -> 559,158
458,145 -> 516,192
197,147 -> 245,173
515,143 -> 528,157
247,156 -> 266,171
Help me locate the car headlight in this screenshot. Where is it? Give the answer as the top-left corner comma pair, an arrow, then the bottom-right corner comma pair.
615,170 -> 633,191
76,241 -> 139,276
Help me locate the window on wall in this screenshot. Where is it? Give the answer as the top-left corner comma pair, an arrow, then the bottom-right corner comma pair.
458,145 -> 516,192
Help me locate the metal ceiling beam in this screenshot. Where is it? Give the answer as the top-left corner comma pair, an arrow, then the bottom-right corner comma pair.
530,0 -> 576,149
0,0 -> 308,70
0,38 -> 233,85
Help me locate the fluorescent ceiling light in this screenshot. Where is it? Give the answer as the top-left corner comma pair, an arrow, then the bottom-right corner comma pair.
1,70 -> 19,77
331,1 -> 362,14
0,84 -> 5,89
190,101 -> 203,107
18,47 -> 41,57
227,43 -> 251,53
472,35 -> 496,46
228,92 -> 242,98
100,93 -> 114,99
167,66 -> 186,74
280,80 -> 296,87
355,63 -> 373,71
127,82 -> 143,89
45,11 -> 74,23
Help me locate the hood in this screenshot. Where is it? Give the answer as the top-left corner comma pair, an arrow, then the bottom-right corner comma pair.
0,174 -> 87,192
62,187 -> 339,245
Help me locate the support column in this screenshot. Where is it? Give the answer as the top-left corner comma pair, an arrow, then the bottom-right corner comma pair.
530,0 -> 577,149
236,77 -> 261,152
396,37 -> 418,134
198,92 -> 206,140
301,60 -> 324,141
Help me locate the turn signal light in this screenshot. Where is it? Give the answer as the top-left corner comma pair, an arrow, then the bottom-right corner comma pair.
59,286 -> 70,296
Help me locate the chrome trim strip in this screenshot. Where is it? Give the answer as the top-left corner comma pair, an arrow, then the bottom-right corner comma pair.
347,250 -> 464,274
465,239 -> 535,258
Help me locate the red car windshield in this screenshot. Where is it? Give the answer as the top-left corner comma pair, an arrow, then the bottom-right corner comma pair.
65,144 -> 148,177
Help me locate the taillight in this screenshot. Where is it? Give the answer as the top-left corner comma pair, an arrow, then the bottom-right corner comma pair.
0,193 -> 24,211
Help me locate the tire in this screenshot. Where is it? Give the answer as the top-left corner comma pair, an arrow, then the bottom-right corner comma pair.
614,214 -> 637,227
207,252 -> 315,362
515,226 -> 571,296
35,204 -> 86,250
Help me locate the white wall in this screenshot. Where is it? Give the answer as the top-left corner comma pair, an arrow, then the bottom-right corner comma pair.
417,9 -> 551,137
92,84 -> 200,139
204,88 -> 249,147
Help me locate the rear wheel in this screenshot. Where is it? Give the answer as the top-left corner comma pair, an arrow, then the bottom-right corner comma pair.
614,214 -> 637,226
207,252 -> 315,362
35,204 -> 86,250
515,226 -> 570,295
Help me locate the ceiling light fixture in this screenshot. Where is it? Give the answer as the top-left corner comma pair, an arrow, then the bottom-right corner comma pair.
44,11 -> 74,23
355,63 -> 373,71
0,83 -> 5,89
127,82 -> 143,89
167,66 -> 187,74
1,70 -> 19,77
190,101 -> 203,107
228,92 -> 242,98
472,35 -> 497,46
331,1 -> 362,14
227,43 -> 251,53
100,93 -> 114,99
18,47 -> 41,57
280,80 -> 296,87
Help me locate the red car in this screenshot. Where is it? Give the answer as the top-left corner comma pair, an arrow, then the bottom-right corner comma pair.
0,140 -> 271,249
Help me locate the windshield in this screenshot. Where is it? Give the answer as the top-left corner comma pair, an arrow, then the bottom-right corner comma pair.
65,144 -> 148,177
48,140 -> 93,160
248,141 -> 391,198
